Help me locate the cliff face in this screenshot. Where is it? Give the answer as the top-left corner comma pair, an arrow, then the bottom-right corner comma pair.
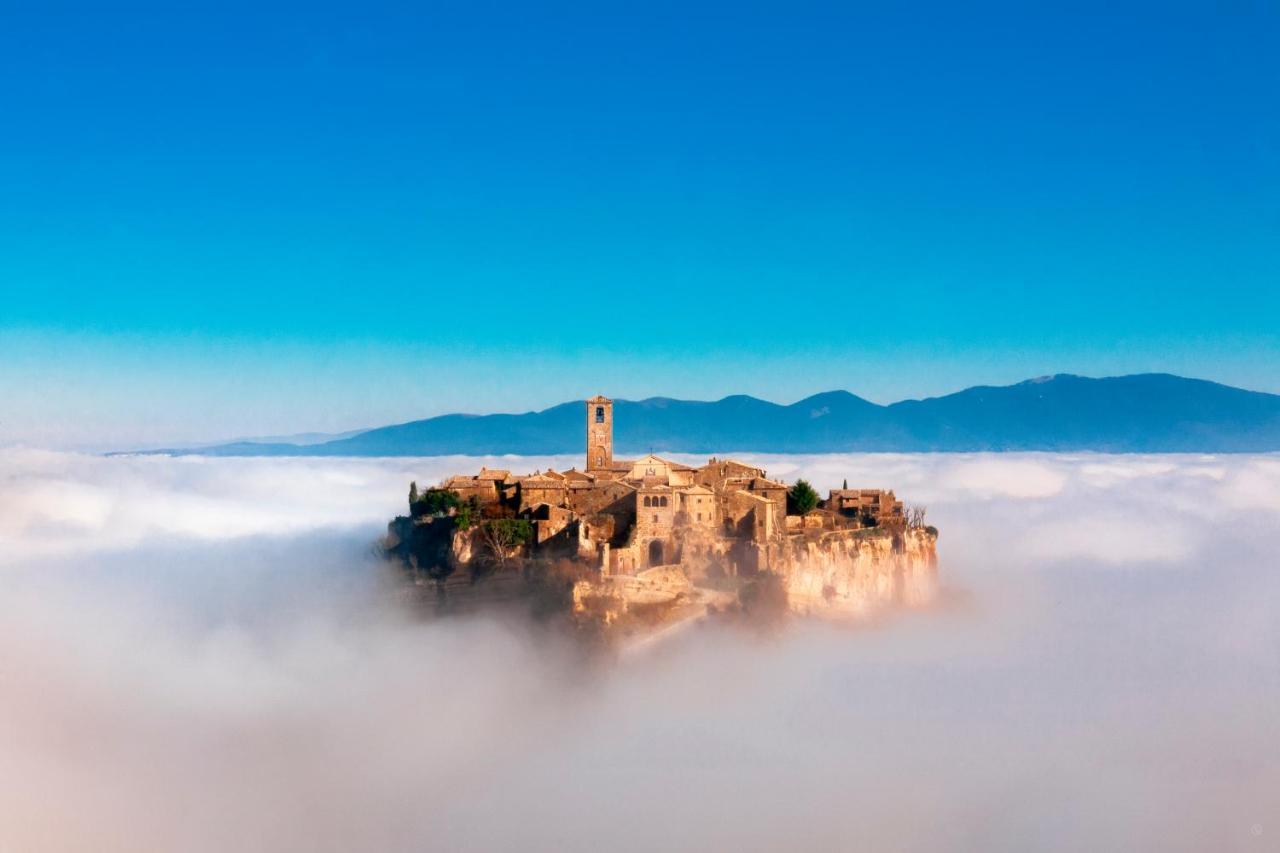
568,528 -> 939,631
775,528 -> 938,617
387,514 -> 939,635
450,525 -> 479,566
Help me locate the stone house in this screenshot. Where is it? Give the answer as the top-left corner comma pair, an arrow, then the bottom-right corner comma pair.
427,395 -> 903,577
826,488 -> 904,524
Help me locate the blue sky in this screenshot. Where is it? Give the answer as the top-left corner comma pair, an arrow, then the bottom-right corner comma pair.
2,1 -> 1277,448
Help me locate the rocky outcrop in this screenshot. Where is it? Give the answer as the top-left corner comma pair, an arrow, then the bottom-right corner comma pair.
450,525 -> 478,566
571,565 -> 695,625
775,527 -> 937,617
569,528 -> 937,631
387,513 -> 939,637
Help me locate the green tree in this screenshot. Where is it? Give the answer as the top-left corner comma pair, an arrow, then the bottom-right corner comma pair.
842,478 -> 848,490
479,518 -> 534,568
789,479 -> 819,515
453,496 -> 480,529
408,481 -> 419,508
412,488 -> 462,518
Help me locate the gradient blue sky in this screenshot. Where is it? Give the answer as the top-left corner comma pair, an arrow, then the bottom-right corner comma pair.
2,1 -> 1277,448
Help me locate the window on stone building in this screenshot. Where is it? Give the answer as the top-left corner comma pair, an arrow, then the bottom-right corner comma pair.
643,496 -> 651,507
595,406 -> 604,423
697,513 -> 702,521
659,496 -> 668,507
652,514 -> 658,523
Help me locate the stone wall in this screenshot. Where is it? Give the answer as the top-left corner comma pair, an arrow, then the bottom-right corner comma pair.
520,483 -> 567,511
534,505 -> 573,543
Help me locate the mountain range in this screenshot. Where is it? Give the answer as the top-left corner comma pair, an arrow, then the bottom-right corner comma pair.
135,374 -> 1280,457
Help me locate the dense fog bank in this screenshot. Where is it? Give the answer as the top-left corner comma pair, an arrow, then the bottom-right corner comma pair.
2,449 -> 1277,852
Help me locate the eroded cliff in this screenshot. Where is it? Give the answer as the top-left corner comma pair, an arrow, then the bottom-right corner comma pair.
773,527 -> 938,617
385,514 -> 940,644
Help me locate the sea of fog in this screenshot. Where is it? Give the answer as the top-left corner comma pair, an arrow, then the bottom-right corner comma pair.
2,449 -> 1278,852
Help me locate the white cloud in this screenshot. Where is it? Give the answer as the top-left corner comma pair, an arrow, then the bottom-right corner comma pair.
2,450 -> 1279,852
1017,515 -> 1199,565
1220,457 -> 1280,513
936,456 -> 1070,498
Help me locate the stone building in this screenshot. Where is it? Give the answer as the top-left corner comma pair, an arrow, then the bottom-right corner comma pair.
442,467 -> 511,503
428,395 -> 908,577
518,471 -> 568,511
826,488 -> 904,524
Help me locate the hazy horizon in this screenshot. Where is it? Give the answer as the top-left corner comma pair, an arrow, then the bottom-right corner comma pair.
11,369 -> 1280,455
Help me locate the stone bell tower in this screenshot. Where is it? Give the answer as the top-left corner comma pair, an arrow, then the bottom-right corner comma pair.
586,395 -> 613,472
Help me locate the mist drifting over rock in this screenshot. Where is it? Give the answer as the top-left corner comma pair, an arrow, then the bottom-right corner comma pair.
2,448 -> 1278,852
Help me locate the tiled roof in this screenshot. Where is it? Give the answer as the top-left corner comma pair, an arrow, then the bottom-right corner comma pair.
622,454 -> 695,471
520,474 -> 566,486
748,477 -> 788,490
707,458 -> 763,473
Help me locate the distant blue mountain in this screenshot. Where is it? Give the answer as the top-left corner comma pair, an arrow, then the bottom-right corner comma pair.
136,374 -> 1280,456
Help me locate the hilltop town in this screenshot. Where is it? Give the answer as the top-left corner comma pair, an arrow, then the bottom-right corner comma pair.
385,396 -> 938,638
